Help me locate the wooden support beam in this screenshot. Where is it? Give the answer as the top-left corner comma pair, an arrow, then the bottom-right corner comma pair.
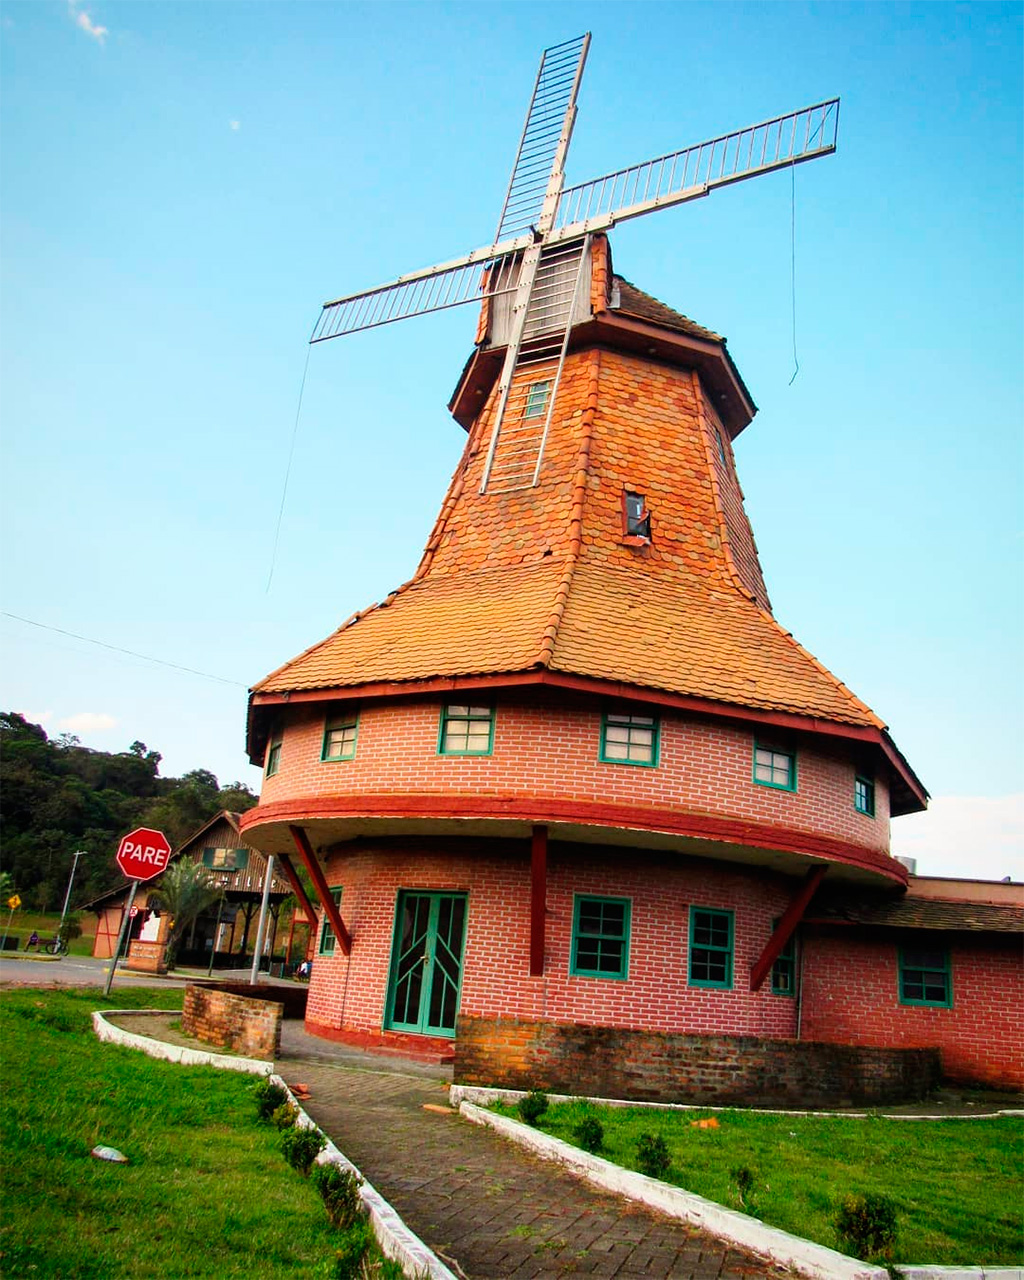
749,864 -> 827,992
288,825 -> 351,956
275,850 -> 320,936
530,824 -> 548,977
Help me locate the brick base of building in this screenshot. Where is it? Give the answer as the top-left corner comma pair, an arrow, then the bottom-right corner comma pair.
182,983 -> 283,1060
454,1016 -> 940,1108
305,1019 -> 456,1065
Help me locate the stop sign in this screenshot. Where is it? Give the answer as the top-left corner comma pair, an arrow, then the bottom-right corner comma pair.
116,828 -> 172,882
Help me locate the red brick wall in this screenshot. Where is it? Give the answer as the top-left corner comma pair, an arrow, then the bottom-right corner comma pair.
259,689 -> 890,854
305,840 -> 803,1039
454,1017 -> 940,1108
182,984 -> 282,1060
800,931 -> 1024,1089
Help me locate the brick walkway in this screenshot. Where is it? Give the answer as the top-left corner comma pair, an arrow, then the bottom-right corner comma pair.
283,1056 -> 793,1279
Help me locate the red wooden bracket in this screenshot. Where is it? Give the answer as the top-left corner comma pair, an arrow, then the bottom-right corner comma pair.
288,824 -> 351,956
530,825 -> 548,977
749,864 -> 827,992
274,851 -> 319,933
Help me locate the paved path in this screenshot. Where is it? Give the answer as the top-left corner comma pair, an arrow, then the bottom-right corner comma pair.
276,1047 -> 793,1279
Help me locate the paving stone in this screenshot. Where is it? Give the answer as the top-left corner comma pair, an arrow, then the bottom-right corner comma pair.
288,1057 -> 799,1279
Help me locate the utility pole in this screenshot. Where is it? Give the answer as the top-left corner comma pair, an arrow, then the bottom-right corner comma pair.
58,851 -> 87,938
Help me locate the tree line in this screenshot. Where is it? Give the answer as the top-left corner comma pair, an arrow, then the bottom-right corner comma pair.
0,712 -> 258,911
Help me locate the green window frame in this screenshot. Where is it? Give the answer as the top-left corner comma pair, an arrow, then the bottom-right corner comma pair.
753,739 -> 797,791
318,888 -> 344,956
600,710 -> 660,767
855,774 -> 875,816
688,907 -> 734,988
571,895 -> 631,979
322,709 -> 359,762
524,379 -> 552,418
899,947 -> 952,1007
265,730 -> 283,777
438,704 -> 494,756
770,921 -> 797,996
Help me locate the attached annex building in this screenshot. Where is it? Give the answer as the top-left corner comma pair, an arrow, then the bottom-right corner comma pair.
241,237 -> 1022,1103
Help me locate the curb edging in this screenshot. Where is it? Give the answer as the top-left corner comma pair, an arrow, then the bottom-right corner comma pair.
458,1101 -> 887,1280
92,1010 -> 457,1280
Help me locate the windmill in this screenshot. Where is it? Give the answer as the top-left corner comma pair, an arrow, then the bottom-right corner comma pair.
310,34 -> 838,495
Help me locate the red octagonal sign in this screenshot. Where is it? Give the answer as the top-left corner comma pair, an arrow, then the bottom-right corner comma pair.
116,827 -> 172,882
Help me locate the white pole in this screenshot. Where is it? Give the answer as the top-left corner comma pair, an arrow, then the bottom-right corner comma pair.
249,855 -> 275,985
58,850 -> 87,936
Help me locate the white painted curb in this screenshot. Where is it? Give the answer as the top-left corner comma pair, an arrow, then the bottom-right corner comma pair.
92,1010 -> 455,1280
459,1101 -> 888,1280
278,1076 -> 457,1280
92,1010 -> 273,1075
898,1271 -> 1024,1279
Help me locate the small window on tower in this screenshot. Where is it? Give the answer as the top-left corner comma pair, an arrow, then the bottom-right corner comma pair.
715,428 -> 728,465
265,729 -> 283,777
524,380 -> 552,418
623,490 -> 651,541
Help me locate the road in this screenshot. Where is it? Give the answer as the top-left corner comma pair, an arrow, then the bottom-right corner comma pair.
0,953 -> 259,989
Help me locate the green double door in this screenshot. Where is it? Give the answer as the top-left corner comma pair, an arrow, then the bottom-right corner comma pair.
385,891 -> 467,1037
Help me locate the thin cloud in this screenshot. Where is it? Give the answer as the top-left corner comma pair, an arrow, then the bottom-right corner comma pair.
68,2 -> 108,44
229,120 -> 241,132
57,712 -> 117,733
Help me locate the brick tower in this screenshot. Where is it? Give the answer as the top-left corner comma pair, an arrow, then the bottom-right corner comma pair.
241,234 -> 927,1076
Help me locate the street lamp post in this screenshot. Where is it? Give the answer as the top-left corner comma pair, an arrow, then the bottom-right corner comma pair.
58,850 -> 87,937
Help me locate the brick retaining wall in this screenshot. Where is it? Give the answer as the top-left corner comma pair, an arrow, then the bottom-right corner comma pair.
454,1016 -> 940,1108
182,984 -> 283,1060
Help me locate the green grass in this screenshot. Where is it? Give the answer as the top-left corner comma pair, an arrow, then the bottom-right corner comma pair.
2,910 -> 96,955
0,986 -> 398,1277
492,1098 -> 1023,1266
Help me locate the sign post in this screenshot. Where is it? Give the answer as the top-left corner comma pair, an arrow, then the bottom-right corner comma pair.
103,828 -> 172,997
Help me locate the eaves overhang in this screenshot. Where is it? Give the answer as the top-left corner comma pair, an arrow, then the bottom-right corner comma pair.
448,313 -> 756,439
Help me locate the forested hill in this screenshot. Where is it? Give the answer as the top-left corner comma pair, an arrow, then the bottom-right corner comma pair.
0,713 -> 258,911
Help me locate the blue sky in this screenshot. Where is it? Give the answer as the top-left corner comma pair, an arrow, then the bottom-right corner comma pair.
1,2 -> 1021,878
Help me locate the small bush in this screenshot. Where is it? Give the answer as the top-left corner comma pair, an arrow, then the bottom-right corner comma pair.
312,1162 -> 364,1230
281,1124 -> 327,1176
636,1132 -> 671,1179
833,1192 -> 898,1260
730,1165 -> 758,1212
254,1078 -> 289,1123
516,1090 -> 549,1126
331,1220 -> 373,1280
272,1102 -> 298,1130
573,1115 -> 604,1153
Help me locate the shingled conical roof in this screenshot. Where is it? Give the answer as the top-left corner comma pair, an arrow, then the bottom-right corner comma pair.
250,237 -> 924,811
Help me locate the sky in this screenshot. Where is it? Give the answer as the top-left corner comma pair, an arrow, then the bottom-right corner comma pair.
1,1 -> 1021,880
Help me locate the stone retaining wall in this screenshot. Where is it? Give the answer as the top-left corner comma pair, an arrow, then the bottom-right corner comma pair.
454,1016 -> 940,1108
182,984 -> 282,1060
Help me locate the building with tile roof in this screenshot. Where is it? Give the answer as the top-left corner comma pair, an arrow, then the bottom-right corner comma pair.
240,237 -> 1021,1098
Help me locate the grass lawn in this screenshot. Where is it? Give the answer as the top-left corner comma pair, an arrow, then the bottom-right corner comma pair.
2,910 -> 96,955
0,986 -> 393,1277
492,1097 -> 1023,1267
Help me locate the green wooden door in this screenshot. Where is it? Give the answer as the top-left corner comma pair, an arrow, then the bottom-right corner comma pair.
385,891 -> 467,1036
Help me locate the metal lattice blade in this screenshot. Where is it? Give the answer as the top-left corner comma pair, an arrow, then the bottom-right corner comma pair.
312,242 -> 525,343
494,34 -> 590,243
552,98 -> 839,238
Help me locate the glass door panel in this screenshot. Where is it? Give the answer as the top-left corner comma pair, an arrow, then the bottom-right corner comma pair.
386,891 -> 467,1036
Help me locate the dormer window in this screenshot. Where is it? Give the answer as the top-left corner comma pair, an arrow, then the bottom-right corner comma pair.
623,490 -> 651,541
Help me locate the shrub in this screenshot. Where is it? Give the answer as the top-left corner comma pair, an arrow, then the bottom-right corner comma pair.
730,1165 -> 758,1213
573,1116 -> 604,1153
312,1162 -> 364,1230
636,1132 -> 671,1179
254,1078 -> 289,1123
331,1220 -> 373,1280
516,1090 -> 549,1126
833,1192 -> 899,1260
281,1124 -> 327,1176
272,1102 -> 298,1130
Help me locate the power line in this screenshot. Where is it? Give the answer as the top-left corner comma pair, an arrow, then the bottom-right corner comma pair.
1,612 -> 247,687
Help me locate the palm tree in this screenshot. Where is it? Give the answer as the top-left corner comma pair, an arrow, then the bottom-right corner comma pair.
149,861 -> 223,969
